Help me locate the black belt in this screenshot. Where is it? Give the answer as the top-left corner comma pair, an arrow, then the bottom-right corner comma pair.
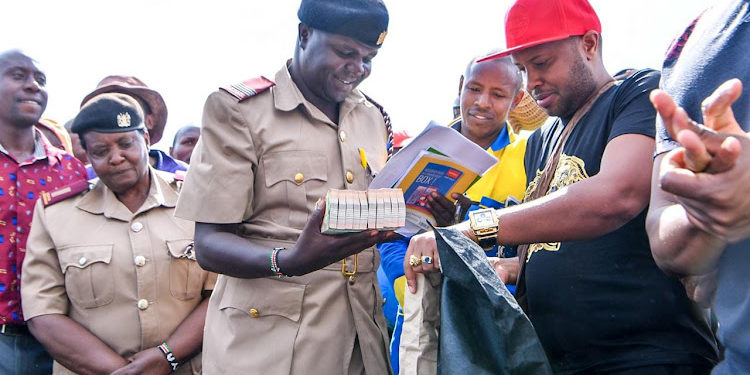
0,324 -> 30,336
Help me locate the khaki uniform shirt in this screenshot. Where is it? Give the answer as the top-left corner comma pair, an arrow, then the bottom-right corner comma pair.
22,168 -> 217,375
175,63 -> 391,375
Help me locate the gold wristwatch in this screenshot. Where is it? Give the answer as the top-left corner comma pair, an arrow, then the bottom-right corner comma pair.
468,208 -> 499,250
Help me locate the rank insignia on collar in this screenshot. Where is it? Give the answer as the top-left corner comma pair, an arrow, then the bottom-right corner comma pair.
220,76 -> 276,102
117,112 -> 131,127
376,31 -> 387,46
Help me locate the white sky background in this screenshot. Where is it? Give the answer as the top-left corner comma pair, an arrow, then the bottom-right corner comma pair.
1,0 -> 710,151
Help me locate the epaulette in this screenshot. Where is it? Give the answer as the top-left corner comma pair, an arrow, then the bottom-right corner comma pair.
362,93 -> 394,160
155,169 -> 184,192
220,76 -> 276,102
41,179 -> 90,207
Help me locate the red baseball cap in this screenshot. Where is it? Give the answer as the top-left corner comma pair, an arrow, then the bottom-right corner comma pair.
478,0 -> 601,62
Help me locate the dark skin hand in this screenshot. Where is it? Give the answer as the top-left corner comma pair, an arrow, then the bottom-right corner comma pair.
651,82 -> 743,174
647,79 -> 748,305
111,348 -> 170,375
29,296 -> 209,375
28,314 -> 128,375
450,192 -> 475,224
426,192 -> 463,227
111,297 -> 210,375
196,199 -> 400,278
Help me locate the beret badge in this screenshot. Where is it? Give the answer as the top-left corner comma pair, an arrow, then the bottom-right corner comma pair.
117,112 -> 131,128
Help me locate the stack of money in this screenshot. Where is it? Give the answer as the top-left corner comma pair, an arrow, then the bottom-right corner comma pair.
321,188 -> 406,234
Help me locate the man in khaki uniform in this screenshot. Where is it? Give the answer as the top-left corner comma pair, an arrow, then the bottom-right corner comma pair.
22,93 -> 216,374
174,0 -> 396,374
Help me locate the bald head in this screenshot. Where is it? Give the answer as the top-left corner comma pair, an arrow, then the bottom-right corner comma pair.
464,54 -> 523,95
458,52 -> 525,148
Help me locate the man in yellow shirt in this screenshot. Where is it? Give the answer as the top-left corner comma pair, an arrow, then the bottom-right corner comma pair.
379,53 -> 539,372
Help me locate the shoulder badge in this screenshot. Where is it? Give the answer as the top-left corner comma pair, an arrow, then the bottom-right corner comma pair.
362,93 -> 394,160
220,76 -> 276,102
41,179 -> 90,207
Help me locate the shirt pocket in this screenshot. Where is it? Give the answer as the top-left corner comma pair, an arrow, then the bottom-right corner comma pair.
263,151 -> 328,229
166,239 -> 206,301
217,277 -> 306,373
58,245 -> 114,309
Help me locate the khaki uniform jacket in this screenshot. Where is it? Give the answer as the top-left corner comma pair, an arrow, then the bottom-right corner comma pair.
175,63 -> 391,375
22,168 -> 216,375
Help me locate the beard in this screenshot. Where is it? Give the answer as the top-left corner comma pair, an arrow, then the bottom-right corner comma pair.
555,54 -> 597,119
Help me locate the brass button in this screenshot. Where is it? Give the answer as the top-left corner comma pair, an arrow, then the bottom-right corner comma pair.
339,130 -> 347,142
131,222 -> 143,232
294,173 -> 304,184
134,255 -> 146,267
345,170 -> 354,184
137,299 -> 149,310
249,308 -> 260,318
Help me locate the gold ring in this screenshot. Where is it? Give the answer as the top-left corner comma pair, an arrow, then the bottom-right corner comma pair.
421,255 -> 433,264
409,255 -> 422,267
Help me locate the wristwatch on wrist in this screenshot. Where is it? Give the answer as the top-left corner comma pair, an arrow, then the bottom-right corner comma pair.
468,208 -> 499,250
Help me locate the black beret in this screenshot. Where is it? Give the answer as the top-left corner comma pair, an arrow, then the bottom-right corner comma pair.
72,93 -> 146,135
298,0 -> 389,48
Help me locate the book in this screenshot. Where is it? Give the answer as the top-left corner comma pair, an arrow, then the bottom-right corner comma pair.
369,121 -> 498,236
395,150 -> 481,231
321,188 -> 405,234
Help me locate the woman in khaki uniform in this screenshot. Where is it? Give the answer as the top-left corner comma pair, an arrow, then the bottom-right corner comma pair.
21,93 -> 215,375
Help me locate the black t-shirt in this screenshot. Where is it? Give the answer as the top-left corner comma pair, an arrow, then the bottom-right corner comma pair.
523,69 -> 719,374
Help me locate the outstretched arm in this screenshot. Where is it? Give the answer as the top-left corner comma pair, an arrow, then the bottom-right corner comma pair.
647,79 -> 750,278
196,199 -> 398,278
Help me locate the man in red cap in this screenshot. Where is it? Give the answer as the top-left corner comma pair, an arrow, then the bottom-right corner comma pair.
80,75 -> 187,175
403,0 -> 720,373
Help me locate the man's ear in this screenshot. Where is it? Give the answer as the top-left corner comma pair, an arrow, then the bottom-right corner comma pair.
511,90 -> 524,109
143,131 -> 151,149
580,30 -> 600,61
298,23 -> 312,49
169,146 -> 174,157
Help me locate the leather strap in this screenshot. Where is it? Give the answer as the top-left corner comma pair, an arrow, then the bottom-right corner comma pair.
514,80 -> 616,312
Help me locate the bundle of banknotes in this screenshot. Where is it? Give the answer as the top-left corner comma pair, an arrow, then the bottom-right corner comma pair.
321,188 -> 406,234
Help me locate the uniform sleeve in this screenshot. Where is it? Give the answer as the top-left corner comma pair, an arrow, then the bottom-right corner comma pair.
21,200 -> 69,319
608,69 -> 661,142
175,91 -> 258,223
